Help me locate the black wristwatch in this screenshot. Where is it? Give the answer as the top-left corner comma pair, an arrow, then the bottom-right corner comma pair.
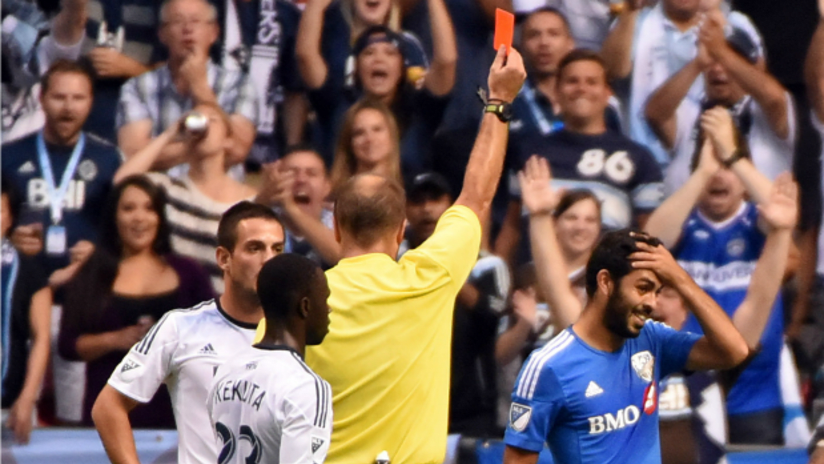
484,101 -> 513,122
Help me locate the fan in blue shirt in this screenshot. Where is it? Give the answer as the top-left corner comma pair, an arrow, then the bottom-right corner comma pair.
503,156 -> 750,464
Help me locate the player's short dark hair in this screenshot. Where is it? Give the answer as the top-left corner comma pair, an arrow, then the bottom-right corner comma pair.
334,174 -> 406,248
257,253 -> 323,322
40,59 -> 94,94
522,7 -> 571,36
585,229 -> 662,297
217,201 -> 283,251
1,175 -> 21,230
553,189 -> 601,219
556,49 -> 608,83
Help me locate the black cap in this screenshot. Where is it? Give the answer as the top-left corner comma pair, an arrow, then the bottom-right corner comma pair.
407,172 -> 452,203
353,26 -> 407,62
726,28 -> 759,65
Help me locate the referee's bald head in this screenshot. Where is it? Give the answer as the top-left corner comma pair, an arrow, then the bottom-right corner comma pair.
334,174 -> 406,248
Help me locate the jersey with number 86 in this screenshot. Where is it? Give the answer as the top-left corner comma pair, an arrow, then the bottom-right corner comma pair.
208,347 -> 333,464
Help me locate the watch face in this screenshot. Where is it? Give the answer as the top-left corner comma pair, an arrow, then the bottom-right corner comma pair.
501,104 -> 513,119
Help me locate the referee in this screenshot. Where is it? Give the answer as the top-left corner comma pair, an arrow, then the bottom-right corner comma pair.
306,46 -> 525,464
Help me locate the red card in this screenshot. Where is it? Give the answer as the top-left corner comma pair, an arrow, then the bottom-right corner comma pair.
493,9 -> 515,55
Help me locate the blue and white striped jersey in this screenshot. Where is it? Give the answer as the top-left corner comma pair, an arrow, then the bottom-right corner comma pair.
504,323 -> 699,464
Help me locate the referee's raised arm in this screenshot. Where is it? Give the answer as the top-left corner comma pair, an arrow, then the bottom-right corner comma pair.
455,46 -> 527,218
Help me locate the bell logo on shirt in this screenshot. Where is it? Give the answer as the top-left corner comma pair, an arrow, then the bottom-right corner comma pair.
587,405 -> 641,434
27,179 -> 86,210
509,403 -> 533,432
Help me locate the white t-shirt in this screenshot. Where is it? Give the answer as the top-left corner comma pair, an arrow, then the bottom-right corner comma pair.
208,346 -> 333,464
108,299 -> 258,464
664,93 -> 797,196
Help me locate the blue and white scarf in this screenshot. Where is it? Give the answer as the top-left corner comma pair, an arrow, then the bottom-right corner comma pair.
0,239 -> 20,398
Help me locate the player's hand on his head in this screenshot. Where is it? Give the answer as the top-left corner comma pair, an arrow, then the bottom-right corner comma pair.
757,172 -> 798,231
700,107 -> 737,162
629,239 -> 690,287
518,156 -> 562,216
487,46 -> 527,103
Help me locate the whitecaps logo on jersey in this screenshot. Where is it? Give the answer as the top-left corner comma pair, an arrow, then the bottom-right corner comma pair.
631,351 -> 654,383
509,403 -> 532,432
726,238 -> 747,257
119,357 -> 144,382
78,159 -> 98,181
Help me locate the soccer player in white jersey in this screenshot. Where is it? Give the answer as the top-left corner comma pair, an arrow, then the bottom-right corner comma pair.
209,253 -> 333,464
91,202 -> 286,464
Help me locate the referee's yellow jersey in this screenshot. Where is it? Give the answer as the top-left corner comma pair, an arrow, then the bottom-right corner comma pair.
307,205 -> 482,464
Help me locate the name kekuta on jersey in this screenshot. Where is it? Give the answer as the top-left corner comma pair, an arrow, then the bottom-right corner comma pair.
211,375 -> 267,411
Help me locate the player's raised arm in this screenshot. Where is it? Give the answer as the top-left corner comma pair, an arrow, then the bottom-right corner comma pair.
455,46 -> 527,218
630,241 -> 749,370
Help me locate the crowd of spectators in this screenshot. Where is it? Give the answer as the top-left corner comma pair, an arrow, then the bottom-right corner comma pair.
2,0 -> 824,462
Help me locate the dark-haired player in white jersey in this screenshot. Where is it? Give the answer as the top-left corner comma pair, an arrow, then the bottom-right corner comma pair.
92,202 -> 285,464
209,254 -> 332,464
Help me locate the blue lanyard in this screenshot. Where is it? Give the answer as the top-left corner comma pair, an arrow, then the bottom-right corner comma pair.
36,131 -> 86,225
2,241 -> 19,384
522,83 -> 557,136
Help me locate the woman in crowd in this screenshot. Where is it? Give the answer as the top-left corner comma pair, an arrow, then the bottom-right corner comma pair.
298,0 -> 456,173
495,184 -> 602,365
58,176 -> 214,428
330,98 -> 403,193
1,179 -> 51,444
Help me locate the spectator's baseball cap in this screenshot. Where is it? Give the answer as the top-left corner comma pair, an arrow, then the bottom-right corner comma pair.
726,28 -> 759,65
407,172 -> 453,203
351,25 -> 429,88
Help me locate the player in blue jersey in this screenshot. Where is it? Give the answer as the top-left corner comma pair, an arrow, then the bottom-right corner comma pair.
503,156 -> 749,464
644,107 -> 792,445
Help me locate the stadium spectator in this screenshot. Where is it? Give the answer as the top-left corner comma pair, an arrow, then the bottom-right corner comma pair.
330,98 -> 403,192
58,176 -> 214,428
495,50 -> 663,266
795,0 -> 824,374
504,169 -> 749,463
213,0 -> 307,166
92,202 -> 285,464
653,167 -> 798,463
115,0 -> 258,178
601,0 -> 763,168
402,0 -> 508,194
303,2 -> 456,177
2,0 -> 87,142
114,103 -> 258,292
646,11 -> 795,195
540,0 -> 614,51
208,254 -> 333,464
644,108 -> 789,445
401,172 -> 511,439
2,60 -> 121,279
80,0 -> 165,142
1,180 -> 52,444
292,46 -> 525,464
257,146 -> 334,266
